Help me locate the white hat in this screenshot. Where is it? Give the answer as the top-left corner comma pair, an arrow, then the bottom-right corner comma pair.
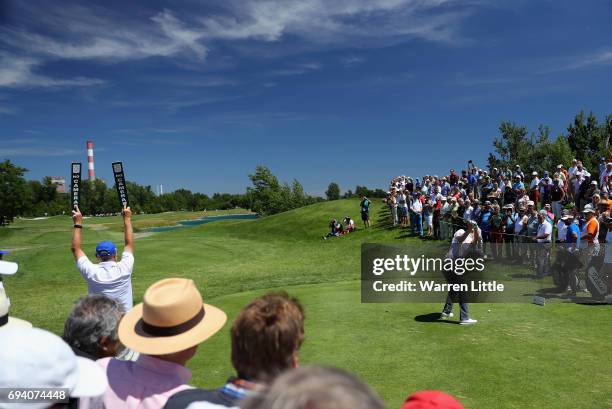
0,260 -> 18,276
0,327 -> 108,407
0,290 -> 31,331
527,200 -> 535,206
583,204 -> 596,214
532,171 -> 538,176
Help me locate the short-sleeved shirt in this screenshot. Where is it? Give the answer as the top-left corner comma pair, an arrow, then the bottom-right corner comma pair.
411,199 -> 422,213
360,199 -> 370,213
556,220 -> 567,242
582,218 -> 600,244
76,252 -> 134,311
98,354 -> 192,409
536,220 -> 552,243
566,223 -> 581,245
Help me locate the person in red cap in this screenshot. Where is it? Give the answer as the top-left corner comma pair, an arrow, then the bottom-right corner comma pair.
401,390 -> 464,409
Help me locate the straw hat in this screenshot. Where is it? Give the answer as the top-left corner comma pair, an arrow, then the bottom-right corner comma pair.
118,278 -> 227,355
0,290 -> 32,330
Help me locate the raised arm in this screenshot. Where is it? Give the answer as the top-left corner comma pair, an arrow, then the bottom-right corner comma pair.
71,207 -> 86,261
122,205 -> 134,254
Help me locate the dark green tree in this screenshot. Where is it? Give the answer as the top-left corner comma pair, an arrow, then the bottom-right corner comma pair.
566,111 -> 604,172
325,182 -> 340,200
0,160 -> 29,226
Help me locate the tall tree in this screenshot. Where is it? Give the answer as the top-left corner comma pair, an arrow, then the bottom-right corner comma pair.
0,160 -> 29,226
325,182 -> 340,200
488,121 -> 531,171
566,111 -> 605,172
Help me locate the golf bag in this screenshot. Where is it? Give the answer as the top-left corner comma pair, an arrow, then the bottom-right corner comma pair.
551,246 -> 582,292
584,255 -> 610,301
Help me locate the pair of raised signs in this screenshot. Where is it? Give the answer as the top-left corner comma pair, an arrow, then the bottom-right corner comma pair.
70,162 -> 129,210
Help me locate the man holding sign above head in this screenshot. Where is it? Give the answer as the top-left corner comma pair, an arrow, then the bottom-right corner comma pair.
71,205 -> 135,311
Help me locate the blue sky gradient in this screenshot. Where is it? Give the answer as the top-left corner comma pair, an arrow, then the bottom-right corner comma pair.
1,0 -> 611,195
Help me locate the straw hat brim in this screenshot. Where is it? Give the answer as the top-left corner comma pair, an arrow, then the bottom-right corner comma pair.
118,302 -> 227,355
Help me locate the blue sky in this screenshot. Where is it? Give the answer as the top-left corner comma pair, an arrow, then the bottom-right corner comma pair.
1,0 -> 611,195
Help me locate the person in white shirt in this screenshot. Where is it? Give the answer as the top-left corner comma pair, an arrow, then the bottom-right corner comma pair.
410,193 -> 423,238
600,162 -> 612,188
556,213 -> 568,243
440,221 -> 481,325
397,191 -> 408,228
440,197 -> 452,240
535,209 -> 552,278
529,171 -> 540,206
71,205 -> 135,312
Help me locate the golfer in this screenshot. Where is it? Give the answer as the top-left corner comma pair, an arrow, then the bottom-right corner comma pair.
440,220 -> 481,325
71,205 -> 134,312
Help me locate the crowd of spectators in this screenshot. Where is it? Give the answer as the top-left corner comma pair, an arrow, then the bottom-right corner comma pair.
386,158 -> 612,295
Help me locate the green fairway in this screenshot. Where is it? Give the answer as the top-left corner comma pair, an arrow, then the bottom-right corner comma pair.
1,200 -> 610,409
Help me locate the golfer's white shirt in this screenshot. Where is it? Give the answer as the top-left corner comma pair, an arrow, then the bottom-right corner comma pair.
76,252 -> 134,311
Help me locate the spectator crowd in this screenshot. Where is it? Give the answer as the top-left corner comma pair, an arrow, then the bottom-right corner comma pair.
385,158 -> 612,296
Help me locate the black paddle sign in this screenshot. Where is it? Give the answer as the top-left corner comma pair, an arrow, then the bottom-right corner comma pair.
71,162 -> 81,210
112,162 -> 130,208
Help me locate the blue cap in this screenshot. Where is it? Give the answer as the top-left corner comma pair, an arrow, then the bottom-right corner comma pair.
0,250 -> 10,255
96,241 -> 117,257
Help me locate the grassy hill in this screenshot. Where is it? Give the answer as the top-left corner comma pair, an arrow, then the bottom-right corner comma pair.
1,199 -> 610,409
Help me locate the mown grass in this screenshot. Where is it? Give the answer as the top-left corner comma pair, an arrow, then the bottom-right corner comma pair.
1,199 -> 610,409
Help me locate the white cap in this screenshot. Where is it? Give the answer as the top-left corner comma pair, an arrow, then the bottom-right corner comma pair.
0,327 -> 108,407
528,200 -> 535,206
0,290 -> 32,331
0,261 -> 18,276
532,171 -> 538,176
583,204 -> 595,214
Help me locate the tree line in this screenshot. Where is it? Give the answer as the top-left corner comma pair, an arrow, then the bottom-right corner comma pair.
0,163 -> 327,225
488,110 -> 611,174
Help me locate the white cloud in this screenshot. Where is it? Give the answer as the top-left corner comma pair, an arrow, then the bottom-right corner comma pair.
2,5 -> 207,63
0,54 -> 104,89
547,50 -> 612,72
198,0 -> 469,46
0,1 -> 476,89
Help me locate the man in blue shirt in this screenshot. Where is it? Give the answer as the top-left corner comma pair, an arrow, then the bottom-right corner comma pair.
561,213 -> 581,296
564,214 -> 581,247
512,175 -> 525,193
478,201 -> 492,251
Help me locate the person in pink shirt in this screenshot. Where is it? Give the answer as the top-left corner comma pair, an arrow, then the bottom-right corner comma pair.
98,278 -> 227,409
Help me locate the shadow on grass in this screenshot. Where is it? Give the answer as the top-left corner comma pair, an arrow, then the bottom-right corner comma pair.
414,312 -> 459,324
525,288 -> 610,305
